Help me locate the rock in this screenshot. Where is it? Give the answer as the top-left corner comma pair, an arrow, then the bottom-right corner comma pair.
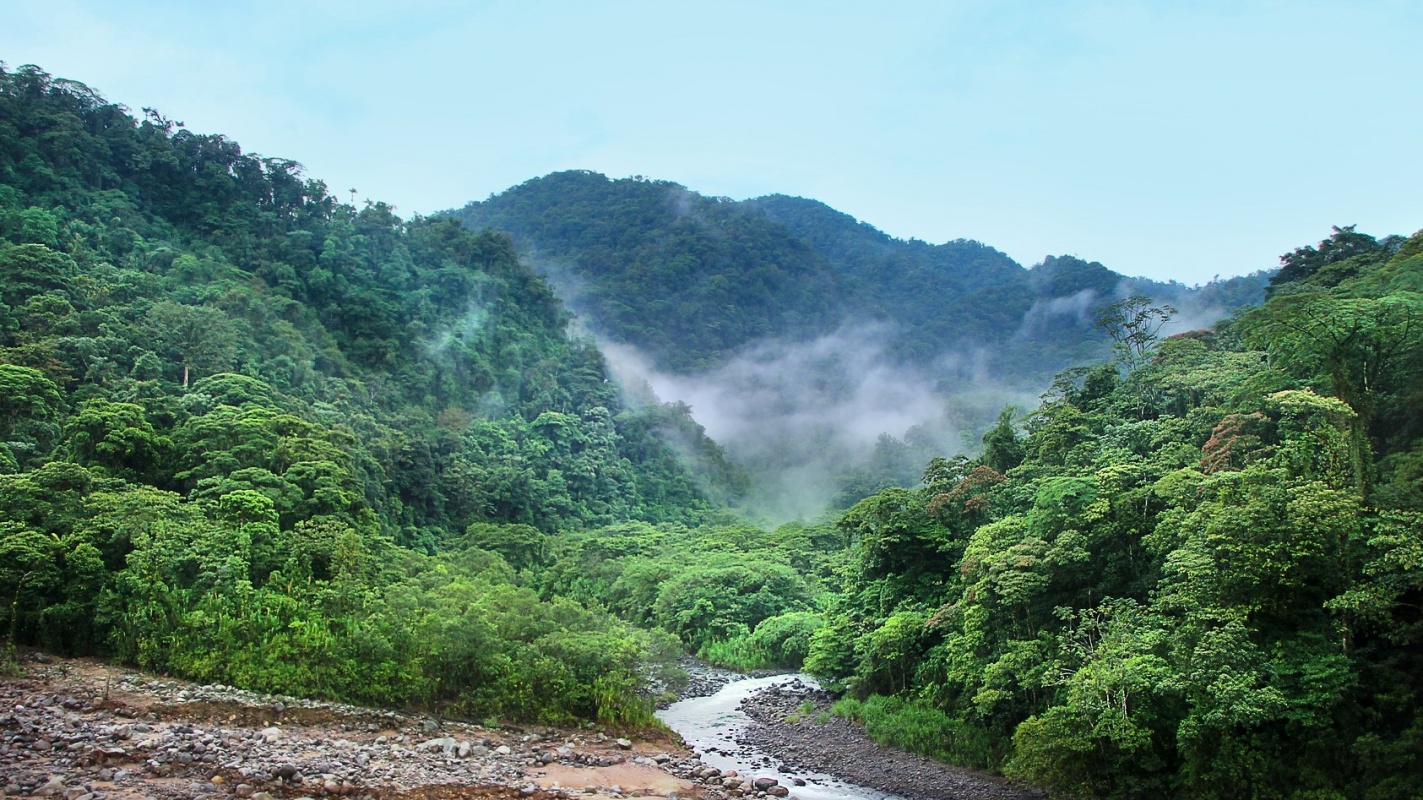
250,793 -> 275,800
419,736 -> 457,755
614,738 -> 633,750
33,776 -> 67,796
354,750 -> 370,766
259,726 -> 282,743
420,718 -> 440,733
753,777 -> 779,790
496,744 -> 512,756
234,785 -> 254,798
768,786 -> 790,797
458,740 -> 471,758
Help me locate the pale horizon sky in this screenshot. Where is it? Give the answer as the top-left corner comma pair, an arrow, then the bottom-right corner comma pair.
3,1 -> 1421,285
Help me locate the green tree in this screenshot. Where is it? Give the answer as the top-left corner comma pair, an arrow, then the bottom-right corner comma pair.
148,301 -> 240,388
1093,295 -> 1177,370
0,523 -> 62,647
62,399 -> 171,483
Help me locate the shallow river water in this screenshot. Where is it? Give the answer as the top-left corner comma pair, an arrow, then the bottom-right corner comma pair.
656,673 -> 906,800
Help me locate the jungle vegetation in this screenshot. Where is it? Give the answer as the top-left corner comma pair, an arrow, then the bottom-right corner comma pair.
4,62 -> 1422,798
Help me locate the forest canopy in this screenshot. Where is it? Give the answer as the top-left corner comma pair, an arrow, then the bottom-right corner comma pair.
4,60 -> 1422,799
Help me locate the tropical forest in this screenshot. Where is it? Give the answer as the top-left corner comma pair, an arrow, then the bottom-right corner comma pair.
2,60 -> 1422,800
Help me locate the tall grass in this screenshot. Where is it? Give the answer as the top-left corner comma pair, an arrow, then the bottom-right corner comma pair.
698,636 -> 772,670
831,694 -> 996,770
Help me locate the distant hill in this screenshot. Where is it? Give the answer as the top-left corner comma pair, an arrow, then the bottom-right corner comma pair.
450,171 -> 1272,518
451,170 -> 1270,381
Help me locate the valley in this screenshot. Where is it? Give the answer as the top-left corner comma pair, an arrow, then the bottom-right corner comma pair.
3,60 -> 1423,800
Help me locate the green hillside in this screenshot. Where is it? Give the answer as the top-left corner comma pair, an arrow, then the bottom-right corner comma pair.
797,226 -> 1423,798
452,170 -> 1269,379
0,63 -> 743,721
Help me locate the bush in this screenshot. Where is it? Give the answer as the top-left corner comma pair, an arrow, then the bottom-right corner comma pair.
698,625 -> 771,671
748,612 -> 822,668
833,694 -> 995,770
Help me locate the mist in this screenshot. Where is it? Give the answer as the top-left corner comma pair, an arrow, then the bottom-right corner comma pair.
525,250 -> 1248,523
600,326 -> 1039,522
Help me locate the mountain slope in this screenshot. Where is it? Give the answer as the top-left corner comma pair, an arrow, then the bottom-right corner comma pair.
452,171 -> 1270,380
452,172 -> 1270,517
0,63 -> 739,720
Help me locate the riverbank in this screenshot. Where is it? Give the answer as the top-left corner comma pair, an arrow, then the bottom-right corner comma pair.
3,653 -> 1043,800
736,679 -> 1043,800
0,651 -> 702,800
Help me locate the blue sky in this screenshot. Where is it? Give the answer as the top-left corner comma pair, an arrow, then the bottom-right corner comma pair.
4,0 -> 1421,284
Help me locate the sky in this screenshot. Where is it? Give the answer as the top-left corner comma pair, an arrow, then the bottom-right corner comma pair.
4,0 -> 1421,285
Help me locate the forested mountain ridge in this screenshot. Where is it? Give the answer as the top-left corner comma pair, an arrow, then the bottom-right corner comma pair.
452,171 -> 1271,520
0,62 -> 745,721
451,170 -> 1270,378
798,225 -> 1423,798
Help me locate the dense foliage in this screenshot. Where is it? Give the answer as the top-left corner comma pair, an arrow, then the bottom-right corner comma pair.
0,63 -> 746,721
537,520 -> 842,670
6,59 -> 1422,799
452,170 -> 1269,379
800,226 -> 1423,798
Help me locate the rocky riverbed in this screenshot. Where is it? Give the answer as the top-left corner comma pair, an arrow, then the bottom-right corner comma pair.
2,653 -> 1041,800
735,680 -> 1043,800
0,651 -> 713,800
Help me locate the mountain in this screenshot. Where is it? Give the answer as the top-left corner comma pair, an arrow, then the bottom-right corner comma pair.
452,170 -> 1269,379
0,62 -> 743,721
451,171 -> 1271,517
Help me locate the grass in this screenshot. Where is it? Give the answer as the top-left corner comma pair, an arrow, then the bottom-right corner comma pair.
697,637 -> 772,671
831,694 -> 995,770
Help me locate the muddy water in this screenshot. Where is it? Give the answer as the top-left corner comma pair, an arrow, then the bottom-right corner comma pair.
656,674 -> 904,800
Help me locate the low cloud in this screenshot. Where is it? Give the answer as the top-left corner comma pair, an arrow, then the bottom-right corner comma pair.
601,325 -> 1035,522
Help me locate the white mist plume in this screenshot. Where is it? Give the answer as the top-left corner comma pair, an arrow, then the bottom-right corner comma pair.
600,325 -> 1035,522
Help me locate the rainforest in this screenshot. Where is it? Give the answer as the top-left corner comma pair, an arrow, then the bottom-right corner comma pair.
2,62 -> 1422,800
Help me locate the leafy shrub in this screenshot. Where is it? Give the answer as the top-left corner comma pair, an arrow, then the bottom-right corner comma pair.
833,694 -> 994,770
748,612 -> 823,668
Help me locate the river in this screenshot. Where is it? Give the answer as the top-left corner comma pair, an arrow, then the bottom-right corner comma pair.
656,673 -> 906,800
